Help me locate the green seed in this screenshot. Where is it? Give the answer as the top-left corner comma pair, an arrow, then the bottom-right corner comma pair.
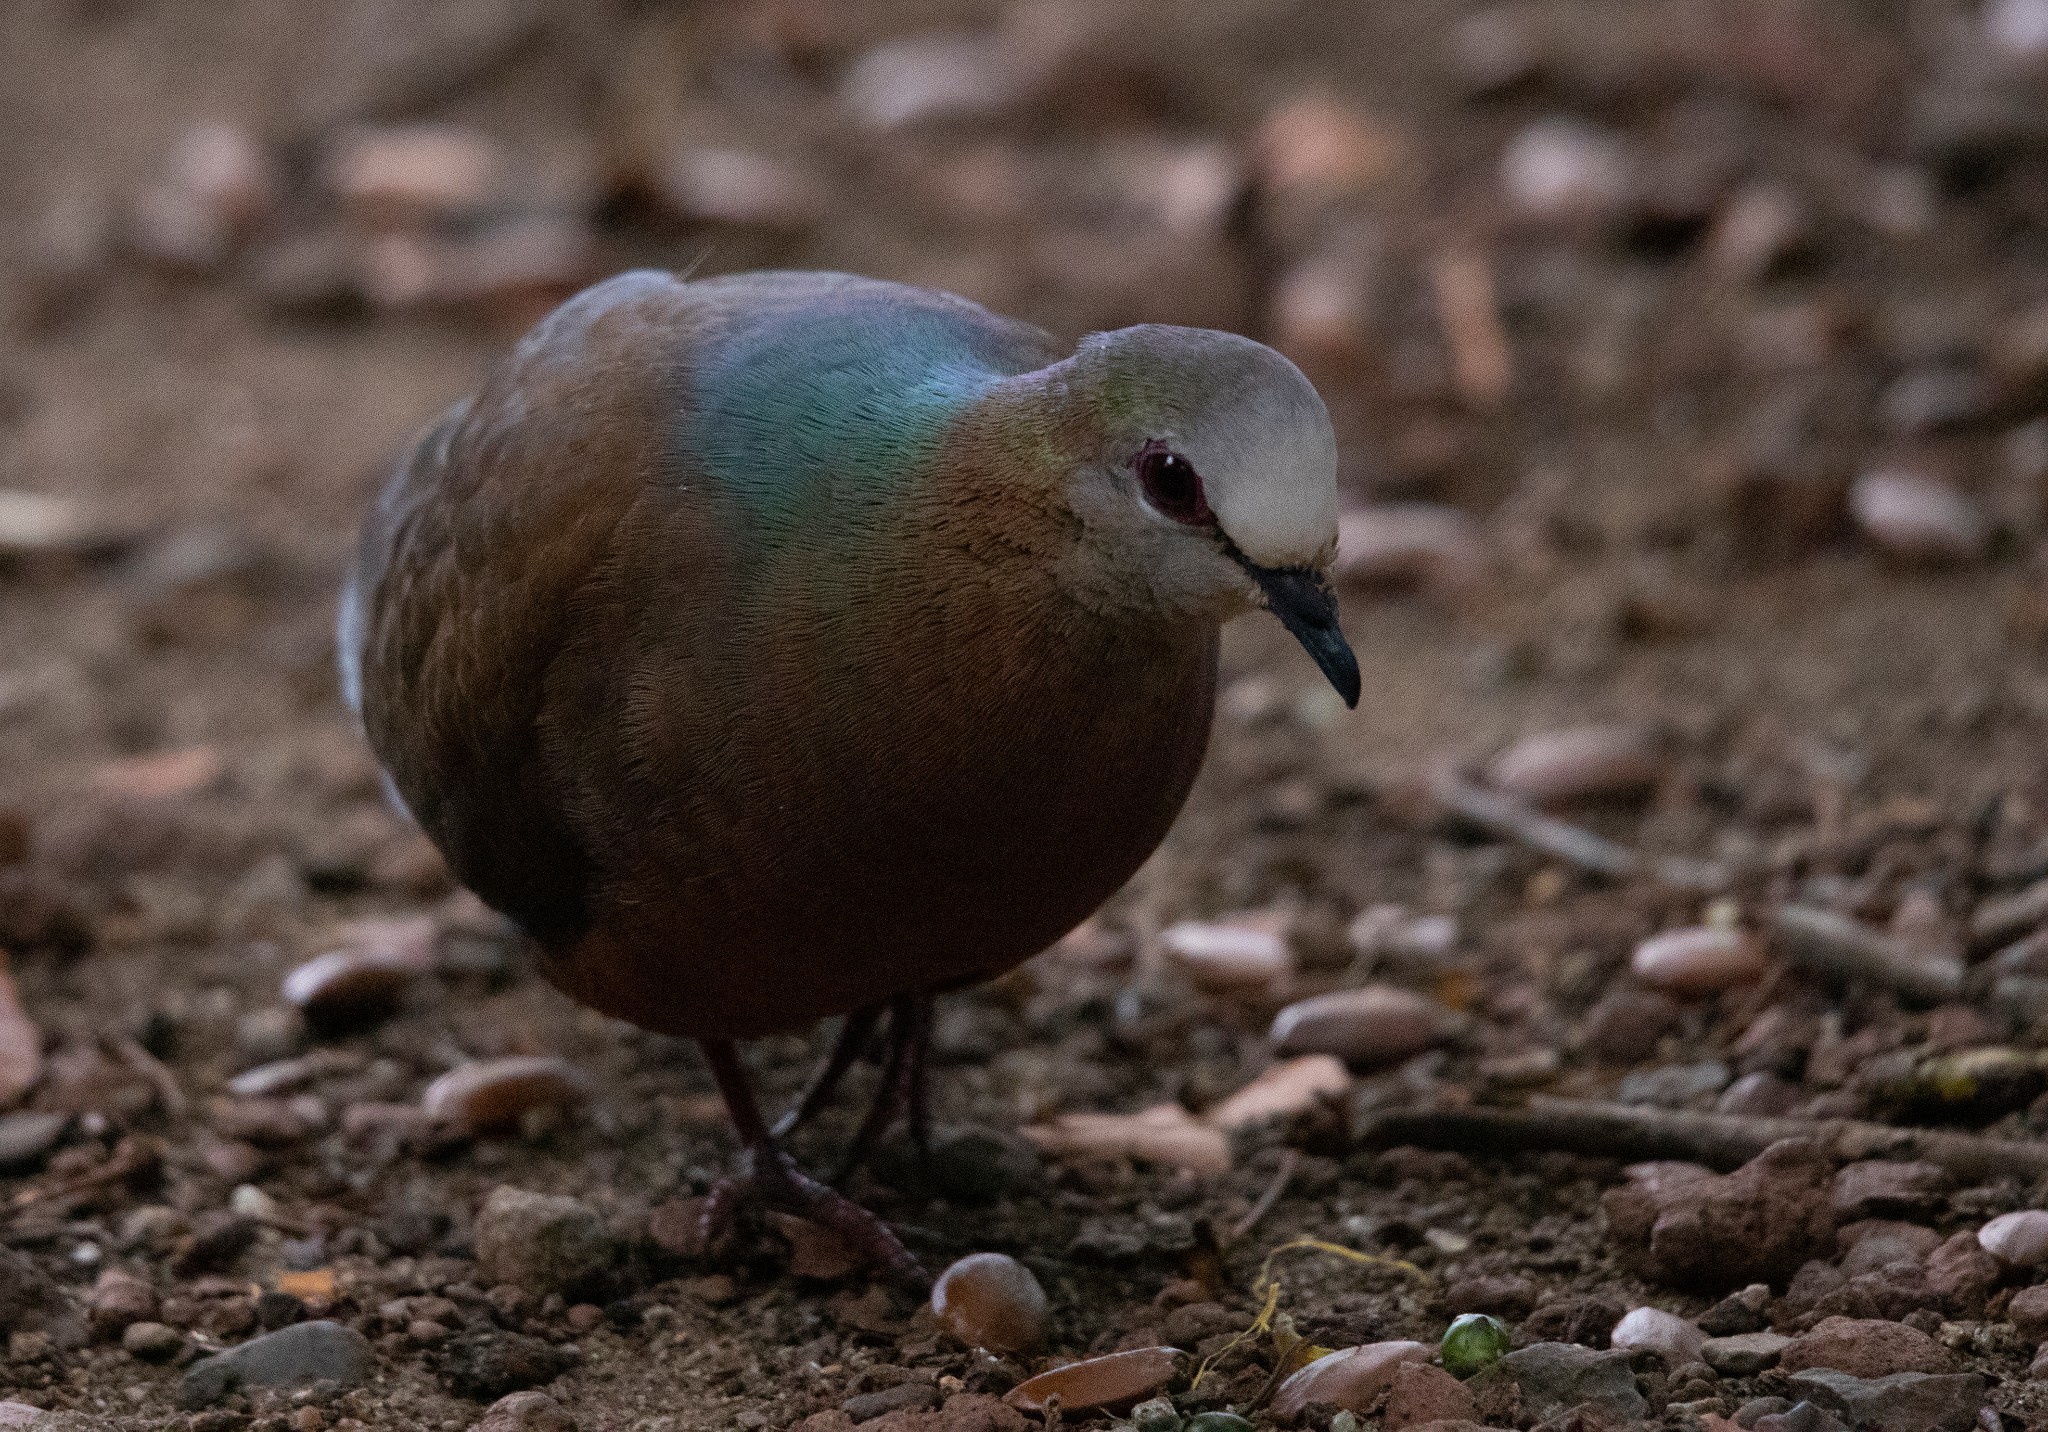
1441,1312 -> 1511,1377
1182,1415 -> 1255,1432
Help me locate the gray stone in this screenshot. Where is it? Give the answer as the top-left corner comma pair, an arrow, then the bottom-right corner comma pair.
178,1319 -> 374,1407
0,1113 -> 67,1173
1701,1283 -> 1774,1336
121,1321 -> 183,1362
1467,1342 -> 1646,1423
473,1186 -> 613,1296
1705,1332 -> 1793,1376
1786,1369 -> 1987,1432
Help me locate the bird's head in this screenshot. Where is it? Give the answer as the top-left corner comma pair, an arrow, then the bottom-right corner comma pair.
1040,324 -> 1358,708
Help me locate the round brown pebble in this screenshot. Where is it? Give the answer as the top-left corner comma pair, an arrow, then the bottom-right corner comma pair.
1631,927 -> 1766,997
1002,1346 -> 1179,1413
931,1252 -> 1049,1354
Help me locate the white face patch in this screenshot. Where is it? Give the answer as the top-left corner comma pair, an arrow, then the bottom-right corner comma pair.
1172,402 -> 1339,571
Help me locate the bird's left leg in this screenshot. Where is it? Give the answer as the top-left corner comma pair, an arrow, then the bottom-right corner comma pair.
695,1038 -> 926,1289
832,992 -> 934,1179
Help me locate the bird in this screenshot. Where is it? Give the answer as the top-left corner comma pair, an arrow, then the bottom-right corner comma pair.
340,268 -> 1357,1284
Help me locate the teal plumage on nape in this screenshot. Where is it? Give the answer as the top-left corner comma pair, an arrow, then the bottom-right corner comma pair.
342,267 -> 1357,1286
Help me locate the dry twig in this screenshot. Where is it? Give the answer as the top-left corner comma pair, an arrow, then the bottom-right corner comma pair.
1432,774 -> 1726,892
1771,904 -> 1964,1005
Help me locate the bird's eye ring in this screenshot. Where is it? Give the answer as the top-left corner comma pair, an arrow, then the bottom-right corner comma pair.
1134,444 -> 1213,526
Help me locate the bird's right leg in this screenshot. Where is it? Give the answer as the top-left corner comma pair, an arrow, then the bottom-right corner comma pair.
695,1038 -> 927,1290
771,1003 -> 883,1140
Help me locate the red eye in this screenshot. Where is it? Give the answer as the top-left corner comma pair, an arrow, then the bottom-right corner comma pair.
1135,446 -> 1213,526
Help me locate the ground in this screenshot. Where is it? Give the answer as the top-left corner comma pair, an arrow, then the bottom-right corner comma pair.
3,0 -> 2048,1429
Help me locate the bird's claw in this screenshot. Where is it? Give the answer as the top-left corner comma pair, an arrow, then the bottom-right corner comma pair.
697,1143 -> 928,1292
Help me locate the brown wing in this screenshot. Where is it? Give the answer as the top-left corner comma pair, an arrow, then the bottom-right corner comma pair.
342,270 -> 707,943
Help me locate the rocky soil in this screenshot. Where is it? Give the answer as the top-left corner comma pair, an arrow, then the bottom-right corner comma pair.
8,0 -> 2048,1429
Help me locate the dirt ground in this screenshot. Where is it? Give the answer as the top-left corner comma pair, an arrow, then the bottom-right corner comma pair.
7,0 -> 2048,1428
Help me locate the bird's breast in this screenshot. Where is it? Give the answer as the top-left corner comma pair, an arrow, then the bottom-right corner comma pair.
541,557 -> 1219,1038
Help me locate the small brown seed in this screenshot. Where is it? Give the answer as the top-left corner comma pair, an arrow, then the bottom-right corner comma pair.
1631,927 -> 1766,997
1268,985 -> 1449,1066
281,917 -> 435,1030
1485,724 -> 1664,807
1002,1346 -> 1180,1413
930,1252 -> 1048,1353
421,1056 -> 592,1134
1270,1341 -> 1432,1419
1158,914 -> 1292,994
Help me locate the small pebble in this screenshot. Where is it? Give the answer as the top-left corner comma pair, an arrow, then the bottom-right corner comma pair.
652,149 -> 824,232
327,125 -> 502,227
1269,256 -> 1374,370
1182,1415 -> 1254,1432
1334,504 -> 1488,601
1632,927 -> 1767,997
281,918 -> 435,1031
1850,470 -> 1989,564
1779,1317 -> 1952,1378
0,1111 -> 67,1172
1268,985 -> 1450,1066
1271,1341 -> 1432,1418
422,1056 -> 592,1134
122,1321 -> 184,1361
1129,1398 -> 1182,1432
841,35 -> 1019,130
1611,1306 -> 1707,1367
1706,183 -> 1811,282
930,1252 -> 1049,1353
1441,1313 -> 1511,1378
1002,1346 -> 1180,1413
473,1186 -> 613,1295
1252,94 -> 1401,202
1977,1209 -> 2048,1265
1486,724 -> 1665,806
1157,915 -> 1292,994
1704,1331 -> 1793,1376
1500,117 -> 1635,225
1987,0 -> 2048,60
90,1268 -> 158,1334
1203,1054 -> 1351,1129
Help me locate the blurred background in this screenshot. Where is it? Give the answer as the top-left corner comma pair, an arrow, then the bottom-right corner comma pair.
7,1 -> 2048,1428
